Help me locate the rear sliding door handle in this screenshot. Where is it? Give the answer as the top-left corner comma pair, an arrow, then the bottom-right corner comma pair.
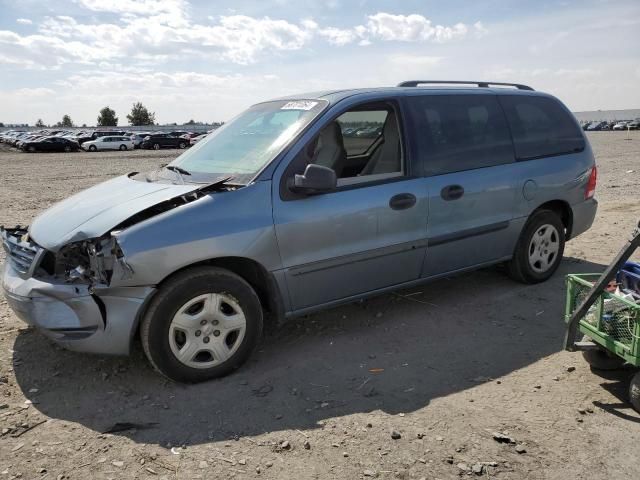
389,193 -> 417,210
441,185 -> 464,201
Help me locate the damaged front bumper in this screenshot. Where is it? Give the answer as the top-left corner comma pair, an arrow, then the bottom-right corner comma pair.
1,258 -> 155,356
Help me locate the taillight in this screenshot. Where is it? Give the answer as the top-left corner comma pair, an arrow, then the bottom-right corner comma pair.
585,165 -> 597,199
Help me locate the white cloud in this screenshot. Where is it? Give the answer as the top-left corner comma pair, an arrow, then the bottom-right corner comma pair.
364,13 -> 469,43
11,10 -> 483,69
74,0 -> 187,17
317,27 -> 357,46
14,87 -> 55,97
314,12 -> 480,46
36,14 -> 314,65
0,29 -> 99,68
16,18 -> 32,25
473,21 -> 488,38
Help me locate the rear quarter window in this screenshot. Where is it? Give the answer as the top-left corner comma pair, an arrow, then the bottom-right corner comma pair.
498,95 -> 585,160
406,94 -> 515,176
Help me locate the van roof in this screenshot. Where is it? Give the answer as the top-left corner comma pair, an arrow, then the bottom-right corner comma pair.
268,82 -> 552,106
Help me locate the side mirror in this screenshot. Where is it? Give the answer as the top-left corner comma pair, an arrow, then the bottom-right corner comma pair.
289,164 -> 337,195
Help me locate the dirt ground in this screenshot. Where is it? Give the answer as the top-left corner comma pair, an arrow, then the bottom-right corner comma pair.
0,133 -> 639,480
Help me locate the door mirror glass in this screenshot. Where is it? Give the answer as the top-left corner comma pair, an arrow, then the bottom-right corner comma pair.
289,163 -> 337,195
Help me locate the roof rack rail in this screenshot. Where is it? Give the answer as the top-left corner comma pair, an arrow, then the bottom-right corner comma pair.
397,80 -> 534,91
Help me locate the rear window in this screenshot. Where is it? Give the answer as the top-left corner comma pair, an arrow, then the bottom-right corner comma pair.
407,94 -> 514,176
498,95 -> 585,160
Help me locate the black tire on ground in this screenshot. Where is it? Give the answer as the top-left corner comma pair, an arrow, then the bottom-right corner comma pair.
64,145 -> 71,152
178,141 -> 187,149
582,348 -> 626,370
579,335 -> 626,371
140,266 -> 264,383
629,371 -> 640,413
507,209 -> 565,284
119,144 -> 127,151
153,143 -> 160,150
28,146 -> 36,153
89,145 -> 97,152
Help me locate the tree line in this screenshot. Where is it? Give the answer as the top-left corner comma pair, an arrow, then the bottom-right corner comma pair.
28,103 -> 215,128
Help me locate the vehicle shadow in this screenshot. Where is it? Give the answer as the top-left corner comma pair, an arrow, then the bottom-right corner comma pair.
590,368 -> 640,423
13,257 -> 605,446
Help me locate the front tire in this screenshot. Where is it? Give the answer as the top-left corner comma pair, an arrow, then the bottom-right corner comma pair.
140,267 -> 264,383
89,145 -> 97,152
178,141 -> 187,149
153,143 -> 160,150
507,209 -> 565,284
119,144 -> 127,151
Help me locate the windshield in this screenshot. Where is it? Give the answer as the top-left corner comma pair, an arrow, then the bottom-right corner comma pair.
167,99 -> 328,184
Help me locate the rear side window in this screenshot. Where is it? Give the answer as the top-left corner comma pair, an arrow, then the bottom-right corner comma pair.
407,95 -> 514,176
498,95 -> 585,160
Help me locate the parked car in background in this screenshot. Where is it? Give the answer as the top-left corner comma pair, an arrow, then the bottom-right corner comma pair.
21,136 -> 80,153
612,121 -> 630,130
141,133 -> 188,150
0,130 -> 25,143
169,131 -> 197,139
16,135 -> 47,149
129,132 -> 152,148
586,121 -> 609,131
93,130 -> 127,139
8,132 -> 32,146
189,133 -> 208,146
82,136 -> 135,151
627,120 -> 640,130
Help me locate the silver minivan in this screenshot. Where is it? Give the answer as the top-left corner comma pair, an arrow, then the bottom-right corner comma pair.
2,81 -> 598,382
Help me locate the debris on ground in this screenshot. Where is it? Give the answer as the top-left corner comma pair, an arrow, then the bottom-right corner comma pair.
492,432 -> 516,444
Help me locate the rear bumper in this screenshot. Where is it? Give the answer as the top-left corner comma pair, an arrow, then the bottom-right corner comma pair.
1,261 -> 155,355
569,198 -> 598,240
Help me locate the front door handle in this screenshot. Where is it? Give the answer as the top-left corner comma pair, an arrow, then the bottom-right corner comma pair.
389,193 -> 417,210
441,184 -> 464,201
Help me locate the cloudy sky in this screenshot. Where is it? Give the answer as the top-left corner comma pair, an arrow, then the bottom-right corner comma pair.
0,0 -> 638,126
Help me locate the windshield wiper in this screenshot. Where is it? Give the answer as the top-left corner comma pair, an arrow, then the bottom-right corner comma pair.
165,165 -> 191,176
198,176 -> 242,192
165,165 -> 191,184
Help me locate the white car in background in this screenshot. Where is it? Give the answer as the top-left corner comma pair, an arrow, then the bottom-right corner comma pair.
82,136 -> 135,152
612,121 -> 629,131
190,133 -> 209,146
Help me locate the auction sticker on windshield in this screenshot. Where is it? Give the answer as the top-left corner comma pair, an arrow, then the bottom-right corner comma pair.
281,100 -> 318,110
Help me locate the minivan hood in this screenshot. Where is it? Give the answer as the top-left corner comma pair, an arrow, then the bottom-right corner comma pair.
29,175 -> 199,251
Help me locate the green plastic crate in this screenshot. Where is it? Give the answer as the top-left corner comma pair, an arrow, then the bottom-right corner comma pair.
565,273 -> 640,367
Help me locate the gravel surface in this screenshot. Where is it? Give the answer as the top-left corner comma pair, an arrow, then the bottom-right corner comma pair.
0,133 -> 639,479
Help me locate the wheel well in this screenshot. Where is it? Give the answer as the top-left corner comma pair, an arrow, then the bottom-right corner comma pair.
534,200 -> 573,238
156,257 -> 284,323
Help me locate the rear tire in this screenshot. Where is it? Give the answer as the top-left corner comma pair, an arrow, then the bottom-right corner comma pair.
140,266 -> 263,383
64,145 -> 71,152
507,209 -> 565,284
178,141 -> 187,149
28,146 -> 36,153
119,144 -> 127,151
